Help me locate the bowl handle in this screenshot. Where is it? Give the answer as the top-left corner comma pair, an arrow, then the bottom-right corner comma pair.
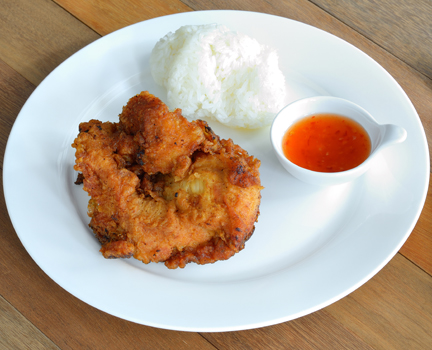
379,124 -> 407,149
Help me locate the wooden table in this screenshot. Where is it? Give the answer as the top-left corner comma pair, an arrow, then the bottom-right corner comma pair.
1,0 -> 431,348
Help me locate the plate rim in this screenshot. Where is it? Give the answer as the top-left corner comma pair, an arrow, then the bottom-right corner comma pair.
3,10 -> 430,332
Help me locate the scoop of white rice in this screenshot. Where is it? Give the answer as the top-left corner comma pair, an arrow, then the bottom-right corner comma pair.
150,24 -> 287,129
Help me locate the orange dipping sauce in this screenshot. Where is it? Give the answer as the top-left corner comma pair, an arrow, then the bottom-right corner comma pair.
282,114 -> 371,173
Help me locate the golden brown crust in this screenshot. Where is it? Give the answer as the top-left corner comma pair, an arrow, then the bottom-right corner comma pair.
119,91 -> 209,177
72,91 -> 263,269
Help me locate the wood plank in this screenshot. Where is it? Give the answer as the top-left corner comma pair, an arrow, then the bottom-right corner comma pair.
1,2 -> 431,348
204,311 -> 374,350
0,295 -> 60,350
399,181 -> 432,275
204,254 -> 432,349
53,0 -> 193,36
0,59 -> 216,350
325,253 -> 432,350
309,0 -> 432,80
0,0 -> 100,86
0,62 -> 35,167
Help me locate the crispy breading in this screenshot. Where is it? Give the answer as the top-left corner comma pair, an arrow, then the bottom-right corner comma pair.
72,91 -> 263,268
119,91 -> 220,179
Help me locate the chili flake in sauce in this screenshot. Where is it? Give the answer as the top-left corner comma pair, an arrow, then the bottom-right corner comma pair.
282,113 -> 371,172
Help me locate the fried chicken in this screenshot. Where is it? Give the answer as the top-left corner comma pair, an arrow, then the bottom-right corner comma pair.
72,91 -> 263,268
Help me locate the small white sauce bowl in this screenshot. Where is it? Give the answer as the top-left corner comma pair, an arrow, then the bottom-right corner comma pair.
270,96 -> 407,186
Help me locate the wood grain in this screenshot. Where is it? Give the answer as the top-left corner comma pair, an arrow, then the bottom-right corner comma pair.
1,0 -> 432,348
0,65 -> 35,168
54,0 -> 193,36
203,254 -> 432,350
399,182 -> 432,275
205,311 -> 374,350
0,0 -> 100,86
0,295 -> 60,350
326,254 -> 432,350
309,0 -> 432,80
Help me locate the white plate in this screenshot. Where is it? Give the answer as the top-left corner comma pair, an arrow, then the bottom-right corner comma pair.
3,11 -> 429,332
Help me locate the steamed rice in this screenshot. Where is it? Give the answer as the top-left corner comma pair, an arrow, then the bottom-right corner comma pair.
150,24 -> 287,129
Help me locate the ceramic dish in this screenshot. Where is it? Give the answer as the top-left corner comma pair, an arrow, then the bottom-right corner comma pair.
3,11 -> 429,331
271,96 -> 407,186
